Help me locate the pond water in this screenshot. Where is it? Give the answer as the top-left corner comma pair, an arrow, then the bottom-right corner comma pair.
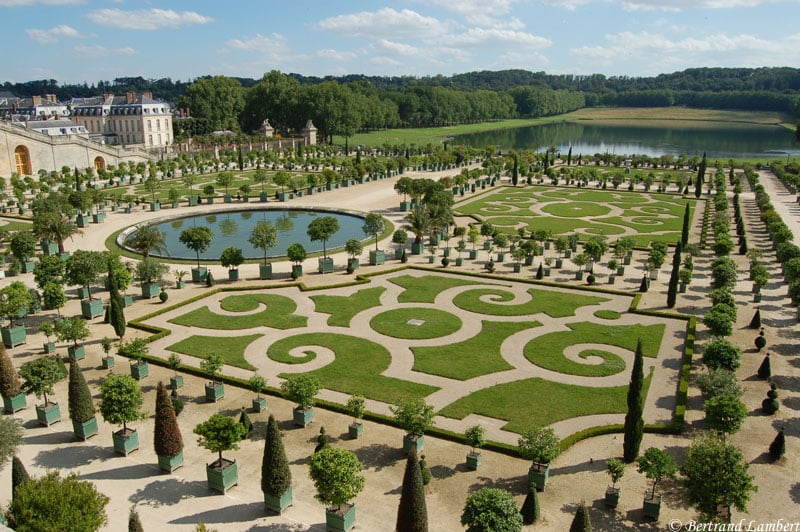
144,209 -> 366,261
456,121 -> 800,159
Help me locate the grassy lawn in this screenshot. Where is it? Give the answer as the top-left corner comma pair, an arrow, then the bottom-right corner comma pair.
169,294 -> 307,330
389,274 -> 488,303
369,308 -> 463,340
166,334 -> 260,371
311,287 -> 386,327
412,320 -> 540,380
0,220 -> 33,233
438,372 -> 652,432
594,310 -> 621,320
269,332 -> 438,404
523,321 -> 664,376
452,287 -> 608,318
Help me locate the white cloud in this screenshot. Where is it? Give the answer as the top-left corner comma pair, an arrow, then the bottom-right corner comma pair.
442,27 -> 551,48
623,0 -> 790,10
26,24 -> 82,44
0,0 -> 83,6
73,44 -> 136,57
317,7 -> 446,39
86,8 -> 212,30
225,33 -> 288,54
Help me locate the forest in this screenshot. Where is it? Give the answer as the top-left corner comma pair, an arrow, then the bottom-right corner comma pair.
3,67 -> 800,141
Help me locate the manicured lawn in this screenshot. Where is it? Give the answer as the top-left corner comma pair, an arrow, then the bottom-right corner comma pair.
311,287 -> 386,327
369,308 -> 463,339
523,321 -> 664,376
452,287 -> 608,318
439,372 -> 653,432
594,310 -> 622,320
169,294 -> 307,330
412,320 -> 540,380
269,333 -> 438,404
166,334 -> 261,370
389,274 -> 487,303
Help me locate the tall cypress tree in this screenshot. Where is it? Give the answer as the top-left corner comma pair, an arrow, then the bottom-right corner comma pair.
396,450 -> 428,532
667,241 -> 682,308
694,153 -> 706,199
153,381 -> 183,460
107,262 -> 126,339
623,339 -> 645,462
511,153 -> 519,186
262,414 -> 292,510
520,487 -> 540,525
681,203 -> 690,247
11,455 -> 29,496
569,502 -> 592,532
67,356 -> 95,428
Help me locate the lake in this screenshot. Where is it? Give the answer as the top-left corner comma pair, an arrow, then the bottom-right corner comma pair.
455,120 -> 800,159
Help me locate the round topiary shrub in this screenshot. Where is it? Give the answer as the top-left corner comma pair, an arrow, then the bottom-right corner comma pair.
159,290 -> 168,303
755,330 -> 767,351
761,382 -> 779,415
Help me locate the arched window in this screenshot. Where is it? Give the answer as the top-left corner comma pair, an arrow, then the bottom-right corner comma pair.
93,156 -> 105,172
14,146 -> 32,175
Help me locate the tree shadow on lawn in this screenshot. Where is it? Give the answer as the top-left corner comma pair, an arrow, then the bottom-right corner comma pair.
169,501 -> 265,525
130,476 -> 211,507
353,443 -> 398,472
33,444 -> 113,469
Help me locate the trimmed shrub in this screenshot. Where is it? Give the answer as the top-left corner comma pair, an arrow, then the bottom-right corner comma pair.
702,339 -> 741,371
768,428 -> 786,462
520,487 -> 540,525
757,353 -> 771,379
396,450 -> 428,532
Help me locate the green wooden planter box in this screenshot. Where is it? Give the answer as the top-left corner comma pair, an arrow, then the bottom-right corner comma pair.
81,298 -> 104,319
123,294 -> 134,307
403,433 -> 424,454
400,201 -> 411,211
206,458 -> 238,494
466,451 -> 482,470
528,463 -> 550,491
259,192 -> 268,202
252,397 -> 267,412
72,416 -> 99,441
36,402 -> 61,427
483,241 -> 492,250
575,271 -> 584,280
3,393 -> 26,414
41,241 -> 59,255
205,382 -> 225,402
264,487 -> 293,514
512,263 -> 522,273
92,213 -> 105,223
43,341 -> 56,354
455,257 -> 464,266
158,451 -> 184,473
291,265 -> 303,278
325,503 -> 356,532
394,248 -> 404,260
191,267 -> 208,282
259,264 -> 273,280
427,255 -> 435,264
228,269 -> 240,281
130,361 -> 149,380
2,325 -> 26,348
68,344 -> 85,360
605,487 -> 621,508
318,258 -> 334,274
642,494 -> 662,519
411,242 -> 423,255
141,282 -> 161,299
223,195 -> 232,203
170,375 -> 183,389
369,250 -> 385,266
349,422 -> 363,439
189,196 -> 199,206
469,250 -> 478,259
113,429 -> 139,456
293,406 -> 313,427
347,258 -> 360,271
102,356 -> 115,369
76,215 -> 89,228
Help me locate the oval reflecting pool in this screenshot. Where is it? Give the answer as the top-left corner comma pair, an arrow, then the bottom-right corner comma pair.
133,209 -> 366,260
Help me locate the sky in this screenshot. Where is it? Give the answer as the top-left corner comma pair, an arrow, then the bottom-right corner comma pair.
2,0 -> 800,85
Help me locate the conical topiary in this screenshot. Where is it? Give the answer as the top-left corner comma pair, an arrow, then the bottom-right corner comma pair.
768,428 -> 786,462
262,414 -> 292,500
205,271 -> 215,287
749,309 -> 761,329
536,263 -> 543,280
520,487 -> 540,524
67,356 -> 95,424
0,343 -> 22,400
639,275 -> 649,292
11,455 -> 29,496
313,426 -> 329,453
128,506 -> 144,532
153,381 -> 183,459
569,502 -> 592,532
238,407 -> 253,438
757,353 -> 771,379
396,450 -> 428,532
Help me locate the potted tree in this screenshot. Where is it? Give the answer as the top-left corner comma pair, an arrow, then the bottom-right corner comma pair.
100,337 -> 115,369
679,268 -> 693,293
10,232 -> 37,273
391,398 -> 436,454
136,258 -> 168,298
53,317 -> 90,360
636,447 -> 678,519
0,343 -> 26,413
67,356 -> 98,440
346,394 -> 365,439
392,229 -> 408,260
0,281 -> 33,348
608,258 -> 619,284
65,250 -> 105,318
262,414 -> 293,513
605,457 -> 625,508
465,424 -> 487,470
281,374 -> 320,427
201,353 -> 225,402
100,373 -> 146,456
173,269 -> 188,289
179,226 -> 214,282
194,413 -> 247,493
344,239 -> 363,272
249,373 -> 267,412
248,220 -> 277,280
167,352 -> 183,389
220,246 -> 244,282
20,356 -> 66,427
287,243 -> 307,279
363,212 -> 386,265
307,216 -> 340,274
518,426 -> 561,491
118,338 -> 149,380
154,381 -> 184,473
308,446 -> 365,532
39,320 -> 56,354
467,227 -> 480,259
572,253 -> 588,280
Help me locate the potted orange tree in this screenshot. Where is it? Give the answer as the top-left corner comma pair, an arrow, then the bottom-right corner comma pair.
604,458 -> 625,508
20,356 -> 65,427
99,373 -> 146,456
391,398 -> 435,454
194,413 -> 246,493
249,373 -> 267,413
465,424 -> 486,471
309,446 -> 365,532
518,425 -> 560,491
281,374 -> 319,427
636,447 -> 678,519
346,394 -> 365,439
201,353 -> 225,402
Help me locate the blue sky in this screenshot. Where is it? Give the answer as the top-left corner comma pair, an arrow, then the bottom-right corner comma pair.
2,0 -> 799,85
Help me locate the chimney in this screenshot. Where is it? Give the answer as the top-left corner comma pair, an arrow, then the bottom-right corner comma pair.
142,91 -> 153,100
126,92 -> 136,104
45,93 -> 57,103
32,95 -> 42,106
